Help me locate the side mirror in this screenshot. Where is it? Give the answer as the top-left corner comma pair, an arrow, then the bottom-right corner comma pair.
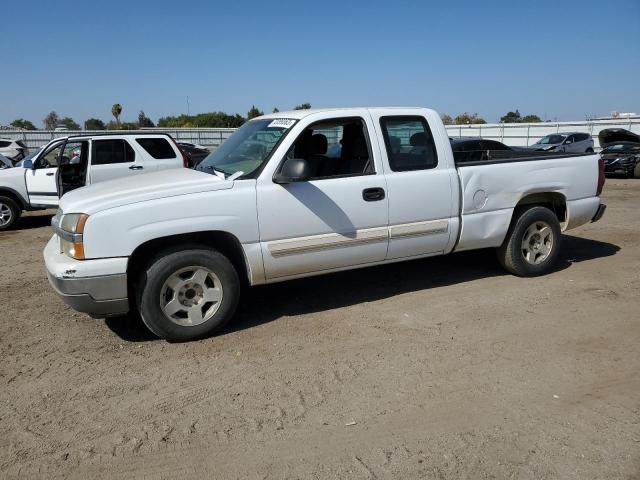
22,159 -> 33,169
274,158 -> 312,184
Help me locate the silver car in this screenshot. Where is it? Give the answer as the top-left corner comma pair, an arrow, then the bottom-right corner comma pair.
526,132 -> 594,153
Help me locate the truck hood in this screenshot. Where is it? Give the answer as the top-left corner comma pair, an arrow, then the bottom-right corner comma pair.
59,168 -> 233,214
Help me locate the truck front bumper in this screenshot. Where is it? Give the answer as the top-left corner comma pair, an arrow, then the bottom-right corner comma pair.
44,236 -> 129,317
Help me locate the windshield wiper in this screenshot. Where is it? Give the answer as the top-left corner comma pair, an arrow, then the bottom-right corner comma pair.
200,165 -> 229,179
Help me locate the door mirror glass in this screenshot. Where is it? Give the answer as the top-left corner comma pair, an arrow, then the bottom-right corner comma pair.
274,158 -> 312,184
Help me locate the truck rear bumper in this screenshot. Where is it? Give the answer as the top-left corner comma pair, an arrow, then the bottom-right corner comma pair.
44,236 -> 129,317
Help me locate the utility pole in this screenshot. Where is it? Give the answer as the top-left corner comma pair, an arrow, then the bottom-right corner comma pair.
187,96 -> 191,116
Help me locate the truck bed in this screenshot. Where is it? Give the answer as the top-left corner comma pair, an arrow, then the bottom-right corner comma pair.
453,149 -> 590,166
453,152 -> 601,251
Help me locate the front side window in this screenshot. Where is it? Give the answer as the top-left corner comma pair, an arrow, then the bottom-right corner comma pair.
136,137 -> 176,159
380,116 -> 438,171
196,119 -> 294,178
35,141 -> 65,168
92,139 -> 135,165
281,117 -> 374,179
536,134 -> 566,145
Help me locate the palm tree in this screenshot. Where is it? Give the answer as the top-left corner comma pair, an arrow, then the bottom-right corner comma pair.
111,104 -> 123,126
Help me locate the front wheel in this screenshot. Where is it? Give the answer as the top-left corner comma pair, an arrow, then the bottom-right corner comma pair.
0,196 -> 20,231
137,248 -> 240,341
497,206 -> 562,277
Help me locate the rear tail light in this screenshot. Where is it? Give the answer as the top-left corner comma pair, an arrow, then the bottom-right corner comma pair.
596,157 -> 605,196
168,135 -> 189,168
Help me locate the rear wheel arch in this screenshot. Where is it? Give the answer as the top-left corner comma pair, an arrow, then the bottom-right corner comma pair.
511,192 -> 567,229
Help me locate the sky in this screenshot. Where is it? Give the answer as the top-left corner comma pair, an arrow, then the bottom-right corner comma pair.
2,0 -> 639,127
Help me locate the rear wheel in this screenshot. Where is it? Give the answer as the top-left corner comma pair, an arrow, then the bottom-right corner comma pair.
0,196 -> 20,231
137,248 -> 240,341
497,206 -> 561,277
585,147 -> 594,153
634,162 -> 640,179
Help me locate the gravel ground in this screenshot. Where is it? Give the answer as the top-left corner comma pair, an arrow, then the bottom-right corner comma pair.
1,179 -> 638,479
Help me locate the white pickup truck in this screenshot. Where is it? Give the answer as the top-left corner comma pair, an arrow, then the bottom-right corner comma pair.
44,108 -> 606,341
0,133 -> 186,230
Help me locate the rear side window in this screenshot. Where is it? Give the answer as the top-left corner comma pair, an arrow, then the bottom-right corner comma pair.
135,137 -> 176,159
92,139 -> 136,165
0,141 -> 11,148
576,133 -> 590,141
380,116 -> 438,171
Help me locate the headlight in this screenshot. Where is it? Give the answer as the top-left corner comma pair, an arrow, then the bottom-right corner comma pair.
56,213 -> 89,260
60,213 -> 89,234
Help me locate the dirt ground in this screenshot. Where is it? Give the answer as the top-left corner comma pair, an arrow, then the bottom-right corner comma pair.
1,179 -> 638,479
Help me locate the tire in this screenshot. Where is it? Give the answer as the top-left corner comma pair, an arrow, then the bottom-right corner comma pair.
136,248 -> 240,342
497,206 -> 562,277
0,196 -> 21,231
634,162 -> 640,179
585,148 -> 594,153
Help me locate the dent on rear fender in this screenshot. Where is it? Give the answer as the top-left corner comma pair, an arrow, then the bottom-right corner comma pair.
456,209 -> 512,251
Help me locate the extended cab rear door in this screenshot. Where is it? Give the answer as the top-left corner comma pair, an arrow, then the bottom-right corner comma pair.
369,109 -> 458,259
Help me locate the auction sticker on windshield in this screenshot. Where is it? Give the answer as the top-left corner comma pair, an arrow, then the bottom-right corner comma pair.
268,119 -> 296,129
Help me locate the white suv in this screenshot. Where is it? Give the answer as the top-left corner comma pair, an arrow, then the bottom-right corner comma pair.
0,133 -> 187,230
0,138 -> 29,163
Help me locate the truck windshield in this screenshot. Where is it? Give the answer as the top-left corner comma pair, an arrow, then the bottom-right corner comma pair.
196,119 -> 295,178
535,134 -> 566,145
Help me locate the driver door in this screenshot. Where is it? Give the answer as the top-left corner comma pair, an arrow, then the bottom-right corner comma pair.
25,140 -> 64,206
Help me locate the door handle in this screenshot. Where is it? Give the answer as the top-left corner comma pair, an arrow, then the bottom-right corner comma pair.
46,172 -> 55,176
362,187 -> 385,202
129,165 -> 144,170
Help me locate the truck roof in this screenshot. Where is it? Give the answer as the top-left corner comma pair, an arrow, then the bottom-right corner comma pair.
257,107 -> 430,120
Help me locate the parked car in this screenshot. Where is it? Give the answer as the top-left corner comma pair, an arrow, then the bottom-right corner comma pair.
177,142 -> 210,168
0,133 -> 187,230
599,128 -> 640,178
524,132 -> 594,153
44,107 -> 605,342
0,138 -> 29,163
449,137 -> 514,162
0,154 -> 13,169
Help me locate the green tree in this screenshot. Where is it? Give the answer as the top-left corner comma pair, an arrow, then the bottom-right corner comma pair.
138,110 -> 155,128
454,112 -> 486,125
10,119 -> 36,130
521,114 -> 542,123
84,118 -> 106,130
272,108 -> 280,113
58,117 -> 81,130
440,114 -> 453,125
293,103 -> 311,110
111,103 -> 123,126
158,111 -> 246,128
43,111 -> 59,130
247,105 -> 264,119
500,110 -> 521,123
